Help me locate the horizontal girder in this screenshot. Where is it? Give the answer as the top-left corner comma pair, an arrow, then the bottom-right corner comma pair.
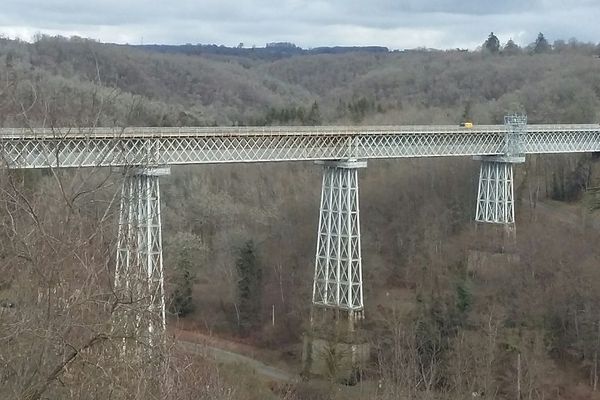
1,124 -> 599,168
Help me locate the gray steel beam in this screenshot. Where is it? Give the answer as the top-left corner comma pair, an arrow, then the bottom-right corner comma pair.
1,124 -> 599,169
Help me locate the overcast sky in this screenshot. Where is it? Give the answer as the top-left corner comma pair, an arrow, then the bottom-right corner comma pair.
0,0 -> 598,50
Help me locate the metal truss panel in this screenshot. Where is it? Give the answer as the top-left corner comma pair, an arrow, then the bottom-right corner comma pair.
2,124 -> 599,169
521,127 -> 600,154
312,161 -> 364,317
473,114 -> 522,227
115,169 -> 166,346
475,161 -> 515,225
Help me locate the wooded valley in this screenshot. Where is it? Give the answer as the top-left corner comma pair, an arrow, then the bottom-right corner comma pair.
1,35 -> 600,399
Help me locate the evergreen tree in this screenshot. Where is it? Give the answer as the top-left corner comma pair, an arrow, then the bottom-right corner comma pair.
305,101 -> 322,125
170,264 -> 194,317
484,32 -> 500,53
455,279 -> 472,314
461,101 -> 472,123
168,233 -> 203,317
348,97 -> 373,123
534,32 -> 551,53
503,39 -> 521,55
235,240 -> 262,334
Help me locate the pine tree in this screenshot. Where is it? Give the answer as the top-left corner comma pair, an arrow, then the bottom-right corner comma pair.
484,32 -> 500,54
171,266 -> 194,317
305,101 -> 322,125
456,279 -> 472,314
461,101 -> 472,123
168,233 -> 203,317
235,240 -> 262,334
534,32 -> 551,53
503,39 -> 521,55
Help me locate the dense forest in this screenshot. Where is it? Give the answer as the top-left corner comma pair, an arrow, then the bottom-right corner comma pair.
1,34 -> 600,399
1,33 -> 599,128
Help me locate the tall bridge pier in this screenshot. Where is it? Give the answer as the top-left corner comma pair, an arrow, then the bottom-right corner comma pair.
304,159 -> 370,380
470,115 -> 526,276
312,159 -> 366,329
475,159 -> 517,227
114,167 -> 169,347
475,115 -> 527,227
473,115 -> 526,248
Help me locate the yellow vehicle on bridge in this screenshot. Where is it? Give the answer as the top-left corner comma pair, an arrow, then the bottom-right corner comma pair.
459,121 -> 474,128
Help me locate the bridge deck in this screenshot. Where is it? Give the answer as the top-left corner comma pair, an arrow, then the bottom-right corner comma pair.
1,124 -> 599,168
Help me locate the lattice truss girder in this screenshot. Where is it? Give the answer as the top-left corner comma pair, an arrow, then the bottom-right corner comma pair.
1,125 -> 600,168
115,169 -> 167,343
312,162 -> 364,314
475,161 -> 515,224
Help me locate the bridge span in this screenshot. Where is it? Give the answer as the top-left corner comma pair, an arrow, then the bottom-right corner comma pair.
1,115 -> 598,341
0,123 -> 599,168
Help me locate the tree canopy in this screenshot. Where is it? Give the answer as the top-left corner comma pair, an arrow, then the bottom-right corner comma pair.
503,39 -> 521,55
534,32 -> 551,53
484,32 -> 500,53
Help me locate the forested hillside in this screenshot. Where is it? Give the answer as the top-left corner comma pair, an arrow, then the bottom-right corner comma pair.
2,35 -> 600,399
1,35 -> 599,127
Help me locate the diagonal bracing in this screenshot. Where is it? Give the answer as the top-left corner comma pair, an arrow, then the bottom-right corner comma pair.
115,167 -> 169,347
312,160 -> 366,323
475,161 -> 515,224
2,124 -> 600,169
475,115 -> 526,226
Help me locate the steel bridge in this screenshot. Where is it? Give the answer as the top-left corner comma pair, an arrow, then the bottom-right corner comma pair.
2,116 -> 599,338
1,123 -> 600,168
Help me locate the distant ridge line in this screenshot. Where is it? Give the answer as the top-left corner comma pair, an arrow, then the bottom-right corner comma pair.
134,43 -> 390,59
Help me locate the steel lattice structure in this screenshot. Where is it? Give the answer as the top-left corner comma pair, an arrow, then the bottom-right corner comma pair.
3,120 -> 600,331
474,115 -> 527,225
115,167 -> 169,344
1,124 -> 600,168
475,161 -> 515,224
313,160 -> 366,322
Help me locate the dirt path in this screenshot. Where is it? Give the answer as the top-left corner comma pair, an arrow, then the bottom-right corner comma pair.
530,199 -> 600,234
172,328 -> 298,382
177,339 -> 297,382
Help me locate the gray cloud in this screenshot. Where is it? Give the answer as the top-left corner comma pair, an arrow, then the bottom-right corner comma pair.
0,0 -> 598,49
